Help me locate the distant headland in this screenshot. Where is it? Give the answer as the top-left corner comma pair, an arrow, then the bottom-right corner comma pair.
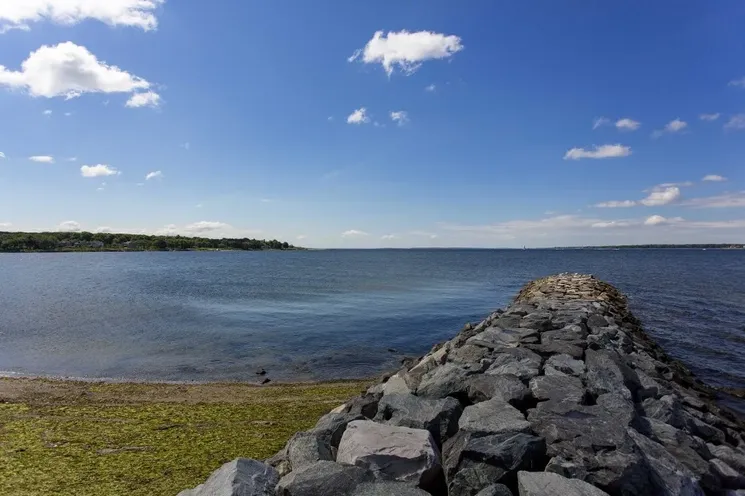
0,231 -> 301,253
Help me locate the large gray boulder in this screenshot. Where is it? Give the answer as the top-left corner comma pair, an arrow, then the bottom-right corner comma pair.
375,393 -> 462,446
517,470 -> 610,496
486,348 -> 543,381
177,458 -> 279,496
416,363 -> 471,399
459,397 -> 531,436
585,349 -> 633,400
337,420 -> 443,489
467,326 -> 538,348
475,484 -> 513,496
349,482 -> 430,495
544,353 -> 586,377
529,375 -> 585,404
710,458 -> 745,489
275,461 -> 373,496
312,412 -> 365,449
286,431 -> 334,471
467,373 -> 530,406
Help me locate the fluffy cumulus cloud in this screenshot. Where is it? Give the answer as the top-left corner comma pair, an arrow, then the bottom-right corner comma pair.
0,0 -> 164,33
346,107 -> 369,125
348,30 -> 464,76
0,42 -> 159,105
615,118 -> 640,131
564,144 -> 631,160
58,220 -> 81,232
145,170 -> 162,180
125,90 -> 161,108
596,185 -> 681,208
29,155 -> 54,163
390,110 -> 409,126
184,221 -> 230,233
700,113 -> 720,121
653,119 -> 687,137
342,229 -> 369,238
80,164 -> 120,177
724,114 -> 745,130
644,215 -> 683,226
702,175 -> 727,182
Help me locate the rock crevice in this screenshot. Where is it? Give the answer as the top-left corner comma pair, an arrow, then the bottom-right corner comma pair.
180,273 -> 745,496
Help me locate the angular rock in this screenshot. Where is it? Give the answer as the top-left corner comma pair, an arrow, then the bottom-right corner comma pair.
596,393 -> 636,426
544,353 -> 586,377
710,458 -> 745,489
585,349 -> 632,401
405,346 -> 450,390
383,374 -> 412,396
286,431 -> 333,471
467,373 -> 530,406
468,326 -> 538,349
529,375 -> 585,404
416,363 -> 471,399
459,397 -> 531,436
375,393 -> 462,446
337,421 -> 442,489
448,344 -> 491,366
708,443 -> 745,473
276,460 -> 373,496
628,428 -> 705,496
486,348 -> 543,381
587,313 -> 611,330
636,369 -> 671,400
527,342 -> 585,360
350,482 -> 430,496
519,312 -> 554,332
517,470 -> 610,496
313,412 -> 365,449
475,484 -> 513,496
344,393 -> 381,419
445,432 -> 546,496
543,324 -> 588,342
178,458 -> 279,496
635,417 -> 711,478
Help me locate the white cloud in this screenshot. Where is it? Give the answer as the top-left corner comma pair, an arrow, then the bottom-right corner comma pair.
592,117 -> 610,130
657,181 -> 694,188
80,164 -> 120,177
0,0 -> 164,33
296,235 -> 307,240
640,186 -> 681,206
66,156 -> 77,162
563,144 -> 631,160
381,234 -> 396,240
591,220 -> 633,228
29,155 -> 54,163
702,175 -> 727,182
390,110 -> 409,126
653,118 -> 687,137
410,230 -> 438,239
58,220 -> 81,232
348,30 -> 464,76
125,90 -> 161,108
145,170 -> 162,180
700,113 -> 720,121
0,152 -> 5,159
184,221 -> 231,233
64,112 -> 71,116
683,191 -> 745,208
347,107 -> 369,125
615,118 -> 640,131
342,229 -> 369,238
425,83 -> 436,92
724,114 -> 745,130
0,222 -> 12,228
95,226 -> 112,233
0,42 -> 153,101
644,215 -> 683,226
43,109 -> 52,115
595,200 -> 637,208
728,77 -> 745,88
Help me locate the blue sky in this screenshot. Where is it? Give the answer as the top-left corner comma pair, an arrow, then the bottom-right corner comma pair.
0,1 -> 744,248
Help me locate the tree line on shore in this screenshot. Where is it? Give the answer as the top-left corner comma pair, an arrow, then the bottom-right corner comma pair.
0,231 -> 299,252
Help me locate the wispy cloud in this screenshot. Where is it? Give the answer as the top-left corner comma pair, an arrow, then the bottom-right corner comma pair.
390,110 -> 409,126
381,234 -> 397,240
592,117 -> 610,130
615,118 -> 640,131
29,155 -> 54,163
724,114 -> 745,130
699,113 -> 720,121
564,144 -> 631,160
425,83 -> 436,92
702,175 -> 727,182
682,191 -> 745,208
347,107 -> 369,125
728,77 -> 745,88
652,119 -> 687,138
595,184 -> 684,208
342,229 -> 369,238
644,215 -> 683,226
145,170 -> 163,180
409,230 -> 438,239
184,221 -> 231,233
348,30 -> 464,76
125,90 -> 161,108
0,152 -> 5,159
58,220 -> 81,232
595,200 -> 637,208
43,109 -> 52,116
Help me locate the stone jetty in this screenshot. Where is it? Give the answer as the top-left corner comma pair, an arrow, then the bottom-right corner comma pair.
178,274 -> 745,496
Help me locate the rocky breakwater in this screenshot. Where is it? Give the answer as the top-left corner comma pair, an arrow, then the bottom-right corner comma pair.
178,273 -> 745,496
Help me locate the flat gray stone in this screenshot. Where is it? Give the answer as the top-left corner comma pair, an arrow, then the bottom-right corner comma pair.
710,458 -> 745,489
545,353 -> 586,377
486,348 -> 543,381
276,460 -> 372,496
527,342 -> 585,359
529,375 -> 585,403
585,349 -> 632,401
375,393 -> 462,445
448,344 -> 491,365
416,363 -> 471,399
349,482 -> 430,496
313,412 -> 365,449
467,326 -> 537,348
475,484 -> 513,496
467,373 -> 530,406
459,397 -> 531,435
286,431 -> 333,471
517,470 -> 609,496
337,420 -> 442,488
708,443 -> 745,474
637,417 -> 711,478
383,374 -> 411,396
178,458 -> 279,496
628,428 -> 705,496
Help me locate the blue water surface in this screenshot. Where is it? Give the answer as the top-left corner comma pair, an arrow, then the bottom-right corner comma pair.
0,249 -> 743,390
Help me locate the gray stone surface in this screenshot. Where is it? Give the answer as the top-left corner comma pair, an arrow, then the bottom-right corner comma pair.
349,482 -> 430,496
486,348 -> 543,381
337,420 -> 442,488
710,458 -> 745,489
382,374 -> 411,396
468,326 -> 538,348
178,458 -> 279,496
459,397 -> 531,436
529,375 -> 585,403
709,443 -> 745,473
517,470 -> 610,496
544,353 -> 586,377
585,349 -> 632,400
375,393 -> 462,445
276,460 -> 373,496
475,483 -> 513,496
313,412 -> 365,449
344,393 -> 381,419
286,431 -> 333,471
467,373 -> 530,405
416,363 -> 471,399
